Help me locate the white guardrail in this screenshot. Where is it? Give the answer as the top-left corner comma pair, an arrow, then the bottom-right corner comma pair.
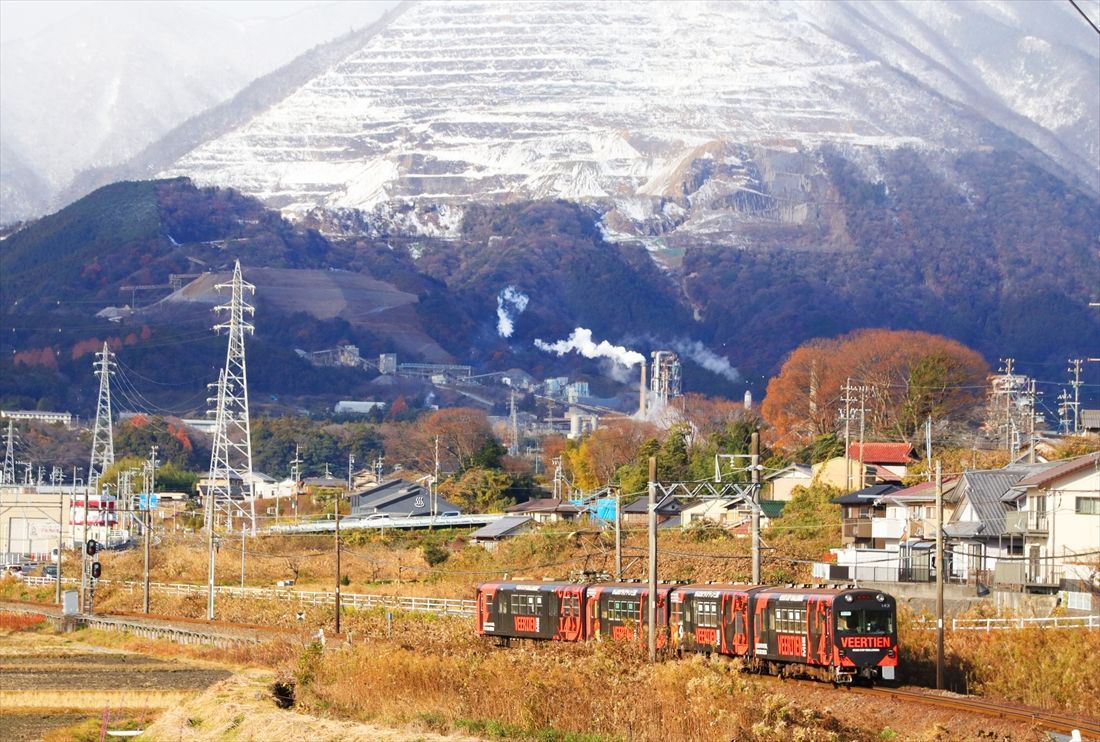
268,513 -> 503,534
917,614 -> 1099,631
18,575 -> 476,618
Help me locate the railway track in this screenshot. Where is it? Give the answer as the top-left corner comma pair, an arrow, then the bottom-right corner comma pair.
856,684 -> 1099,737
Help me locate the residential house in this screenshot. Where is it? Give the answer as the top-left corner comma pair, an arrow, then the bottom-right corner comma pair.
832,484 -> 903,548
763,464 -> 812,501
814,442 -> 917,490
875,477 -> 961,544
350,479 -> 462,517
1080,409 -> 1100,436
944,462 -> 1057,584
470,516 -> 535,550
1011,452 -> 1100,593
503,498 -> 584,523
247,471 -> 279,499
621,495 -> 687,526
679,495 -> 783,532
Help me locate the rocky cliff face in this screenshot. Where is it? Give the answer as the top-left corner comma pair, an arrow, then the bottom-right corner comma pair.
158,0 -> 1098,245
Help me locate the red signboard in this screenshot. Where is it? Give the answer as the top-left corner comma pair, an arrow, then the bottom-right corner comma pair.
777,633 -> 803,656
694,627 -> 718,645
611,624 -> 635,641
514,616 -> 538,632
840,635 -> 892,649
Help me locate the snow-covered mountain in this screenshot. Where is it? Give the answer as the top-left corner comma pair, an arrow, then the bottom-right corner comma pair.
0,1 -> 400,223
155,0 -> 1098,243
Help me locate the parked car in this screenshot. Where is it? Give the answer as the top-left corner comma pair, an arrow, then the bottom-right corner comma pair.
43,564 -> 59,579
4,564 -> 25,578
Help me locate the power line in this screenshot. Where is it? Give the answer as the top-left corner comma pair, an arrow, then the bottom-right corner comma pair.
1067,0 -> 1100,35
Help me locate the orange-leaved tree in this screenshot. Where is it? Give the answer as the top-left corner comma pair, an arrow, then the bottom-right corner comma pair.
762,329 -> 988,451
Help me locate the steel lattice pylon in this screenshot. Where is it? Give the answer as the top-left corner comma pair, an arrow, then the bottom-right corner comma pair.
88,343 -> 115,493
205,260 -> 257,534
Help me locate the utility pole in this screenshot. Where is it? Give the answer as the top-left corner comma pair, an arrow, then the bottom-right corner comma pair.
1026,379 -> 1037,464
935,460 -> 944,690
1068,359 -> 1084,434
841,378 -> 853,493
647,456 -> 657,663
206,483 -> 216,621
614,485 -> 623,581
56,497 -> 64,605
925,417 -> 933,482
240,524 -> 246,588
857,385 -> 867,490
334,488 -> 342,634
143,446 -> 157,614
508,389 -> 519,457
751,431 -> 761,584
433,437 -> 440,516
291,444 -> 302,523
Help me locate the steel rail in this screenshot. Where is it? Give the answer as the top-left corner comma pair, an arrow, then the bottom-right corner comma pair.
855,684 -> 1100,737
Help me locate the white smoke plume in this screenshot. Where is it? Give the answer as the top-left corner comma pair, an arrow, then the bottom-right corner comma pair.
496,286 -> 530,338
534,327 -> 645,367
670,339 -> 740,383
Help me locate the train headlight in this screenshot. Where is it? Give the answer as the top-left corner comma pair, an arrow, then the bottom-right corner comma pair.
844,595 -> 853,602
876,594 -> 885,602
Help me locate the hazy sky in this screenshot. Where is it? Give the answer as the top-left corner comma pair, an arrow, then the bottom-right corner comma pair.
0,1 -> 396,42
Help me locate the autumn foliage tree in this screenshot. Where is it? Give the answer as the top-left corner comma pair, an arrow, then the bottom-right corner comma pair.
761,329 -> 989,451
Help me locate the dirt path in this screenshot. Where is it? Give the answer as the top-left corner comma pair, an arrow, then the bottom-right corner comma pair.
143,668 -> 484,742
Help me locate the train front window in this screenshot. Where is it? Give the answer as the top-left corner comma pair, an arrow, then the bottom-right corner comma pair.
836,609 -> 894,634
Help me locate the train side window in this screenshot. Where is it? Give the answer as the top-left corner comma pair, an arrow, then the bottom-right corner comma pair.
697,601 -> 718,628
734,612 -> 744,636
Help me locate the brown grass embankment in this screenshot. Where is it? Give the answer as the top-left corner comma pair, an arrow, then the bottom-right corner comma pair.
899,605 -> 1100,716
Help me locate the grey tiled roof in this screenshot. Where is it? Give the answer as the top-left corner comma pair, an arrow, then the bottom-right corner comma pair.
470,516 -> 533,540
954,463 -> 1057,538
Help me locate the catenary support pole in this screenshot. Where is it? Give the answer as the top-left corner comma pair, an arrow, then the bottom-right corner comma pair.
206,488 -> 215,621
647,456 -> 657,664
56,502 -> 63,605
615,486 -> 623,581
143,505 -> 151,614
935,459 -> 945,690
751,431 -> 761,584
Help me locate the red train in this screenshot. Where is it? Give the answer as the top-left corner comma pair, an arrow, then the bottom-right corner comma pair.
476,581 -> 898,683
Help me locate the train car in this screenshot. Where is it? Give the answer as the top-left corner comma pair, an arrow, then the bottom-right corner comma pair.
475,581 -> 587,641
670,584 -> 765,656
585,583 -> 672,645
750,587 -> 898,682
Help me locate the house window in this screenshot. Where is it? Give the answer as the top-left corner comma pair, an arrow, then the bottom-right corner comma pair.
1076,497 -> 1100,515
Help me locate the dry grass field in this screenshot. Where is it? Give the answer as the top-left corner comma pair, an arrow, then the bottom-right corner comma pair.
3,524 -> 1096,739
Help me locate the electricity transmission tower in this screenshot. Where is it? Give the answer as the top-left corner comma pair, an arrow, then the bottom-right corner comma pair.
88,343 -> 116,493
2,420 -> 16,485
205,261 -> 257,535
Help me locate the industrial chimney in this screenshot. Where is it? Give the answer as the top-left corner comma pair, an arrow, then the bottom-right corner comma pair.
743,390 -> 753,410
639,362 -> 647,417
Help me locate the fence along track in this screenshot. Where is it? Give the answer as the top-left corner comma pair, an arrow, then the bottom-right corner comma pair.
0,601 -> 263,649
19,576 -> 1095,628
20,575 -> 476,618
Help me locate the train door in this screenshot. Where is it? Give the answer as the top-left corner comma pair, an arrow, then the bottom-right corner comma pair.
554,586 -> 585,641
722,592 -> 751,657
752,595 -> 771,657
807,597 -> 830,666
477,585 -> 497,635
